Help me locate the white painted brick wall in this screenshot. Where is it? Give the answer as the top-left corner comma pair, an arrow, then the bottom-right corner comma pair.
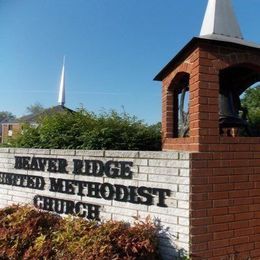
0,148 -> 191,259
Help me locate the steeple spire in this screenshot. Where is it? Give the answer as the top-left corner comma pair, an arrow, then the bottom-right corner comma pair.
200,0 -> 243,40
58,56 -> 65,106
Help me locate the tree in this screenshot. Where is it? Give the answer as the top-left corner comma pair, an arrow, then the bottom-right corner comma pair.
26,103 -> 45,115
8,109 -> 161,150
241,86 -> 260,136
0,111 -> 16,122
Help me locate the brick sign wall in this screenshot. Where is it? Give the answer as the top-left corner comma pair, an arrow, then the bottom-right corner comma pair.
0,148 -> 190,259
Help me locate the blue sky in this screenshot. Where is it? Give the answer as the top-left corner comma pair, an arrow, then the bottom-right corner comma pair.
0,0 -> 259,123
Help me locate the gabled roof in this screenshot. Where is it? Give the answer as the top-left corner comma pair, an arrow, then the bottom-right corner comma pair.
154,37 -> 260,81
15,105 -> 74,124
0,118 -> 17,124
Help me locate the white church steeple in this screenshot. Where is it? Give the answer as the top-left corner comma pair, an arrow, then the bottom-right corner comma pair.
58,56 -> 65,106
200,0 -> 243,40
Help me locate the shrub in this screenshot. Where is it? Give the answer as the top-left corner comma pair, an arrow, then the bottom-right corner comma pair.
0,205 -> 60,259
7,109 -> 161,150
241,86 -> 260,136
0,205 -> 159,259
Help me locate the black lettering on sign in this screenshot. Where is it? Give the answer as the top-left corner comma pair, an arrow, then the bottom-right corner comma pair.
64,179 -> 76,194
33,195 -> 101,220
152,188 -> 171,207
46,158 -> 67,173
119,161 -> 133,179
47,158 -> 58,173
100,183 -> 114,200
48,177 -> 171,208
22,157 -> 30,170
9,155 -> 174,218
138,187 -> 153,205
104,161 -> 120,178
75,180 -> 87,197
128,186 -> 141,204
85,160 -> 104,177
14,156 -> 133,179
0,172 -> 45,190
72,159 -> 133,179
30,157 -> 43,171
114,184 -> 129,202
58,159 -> 68,173
14,156 -> 23,169
86,182 -> 101,198
72,159 -> 83,175
49,178 -> 64,193
14,156 -> 68,174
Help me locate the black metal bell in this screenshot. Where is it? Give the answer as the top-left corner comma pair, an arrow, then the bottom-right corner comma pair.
219,89 -> 250,134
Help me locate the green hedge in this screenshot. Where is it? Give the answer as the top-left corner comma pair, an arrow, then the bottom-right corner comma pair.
0,205 -> 159,259
6,109 -> 161,150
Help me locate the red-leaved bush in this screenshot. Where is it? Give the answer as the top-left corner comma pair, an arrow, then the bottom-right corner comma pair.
0,205 -> 160,260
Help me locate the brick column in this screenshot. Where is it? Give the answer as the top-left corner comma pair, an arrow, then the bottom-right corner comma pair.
155,37 -> 260,258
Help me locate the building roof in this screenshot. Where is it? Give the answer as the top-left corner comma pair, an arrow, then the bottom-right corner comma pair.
14,105 -> 74,124
0,117 -> 17,125
0,118 -> 12,124
154,0 -> 260,81
154,37 -> 260,81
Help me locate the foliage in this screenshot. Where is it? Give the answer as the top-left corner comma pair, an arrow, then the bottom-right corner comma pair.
0,205 -> 159,260
241,86 -> 260,136
8,109 -> 161,150
0,111 -> 16,122
26,102 -> 45,115
0,205 -> 60,259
